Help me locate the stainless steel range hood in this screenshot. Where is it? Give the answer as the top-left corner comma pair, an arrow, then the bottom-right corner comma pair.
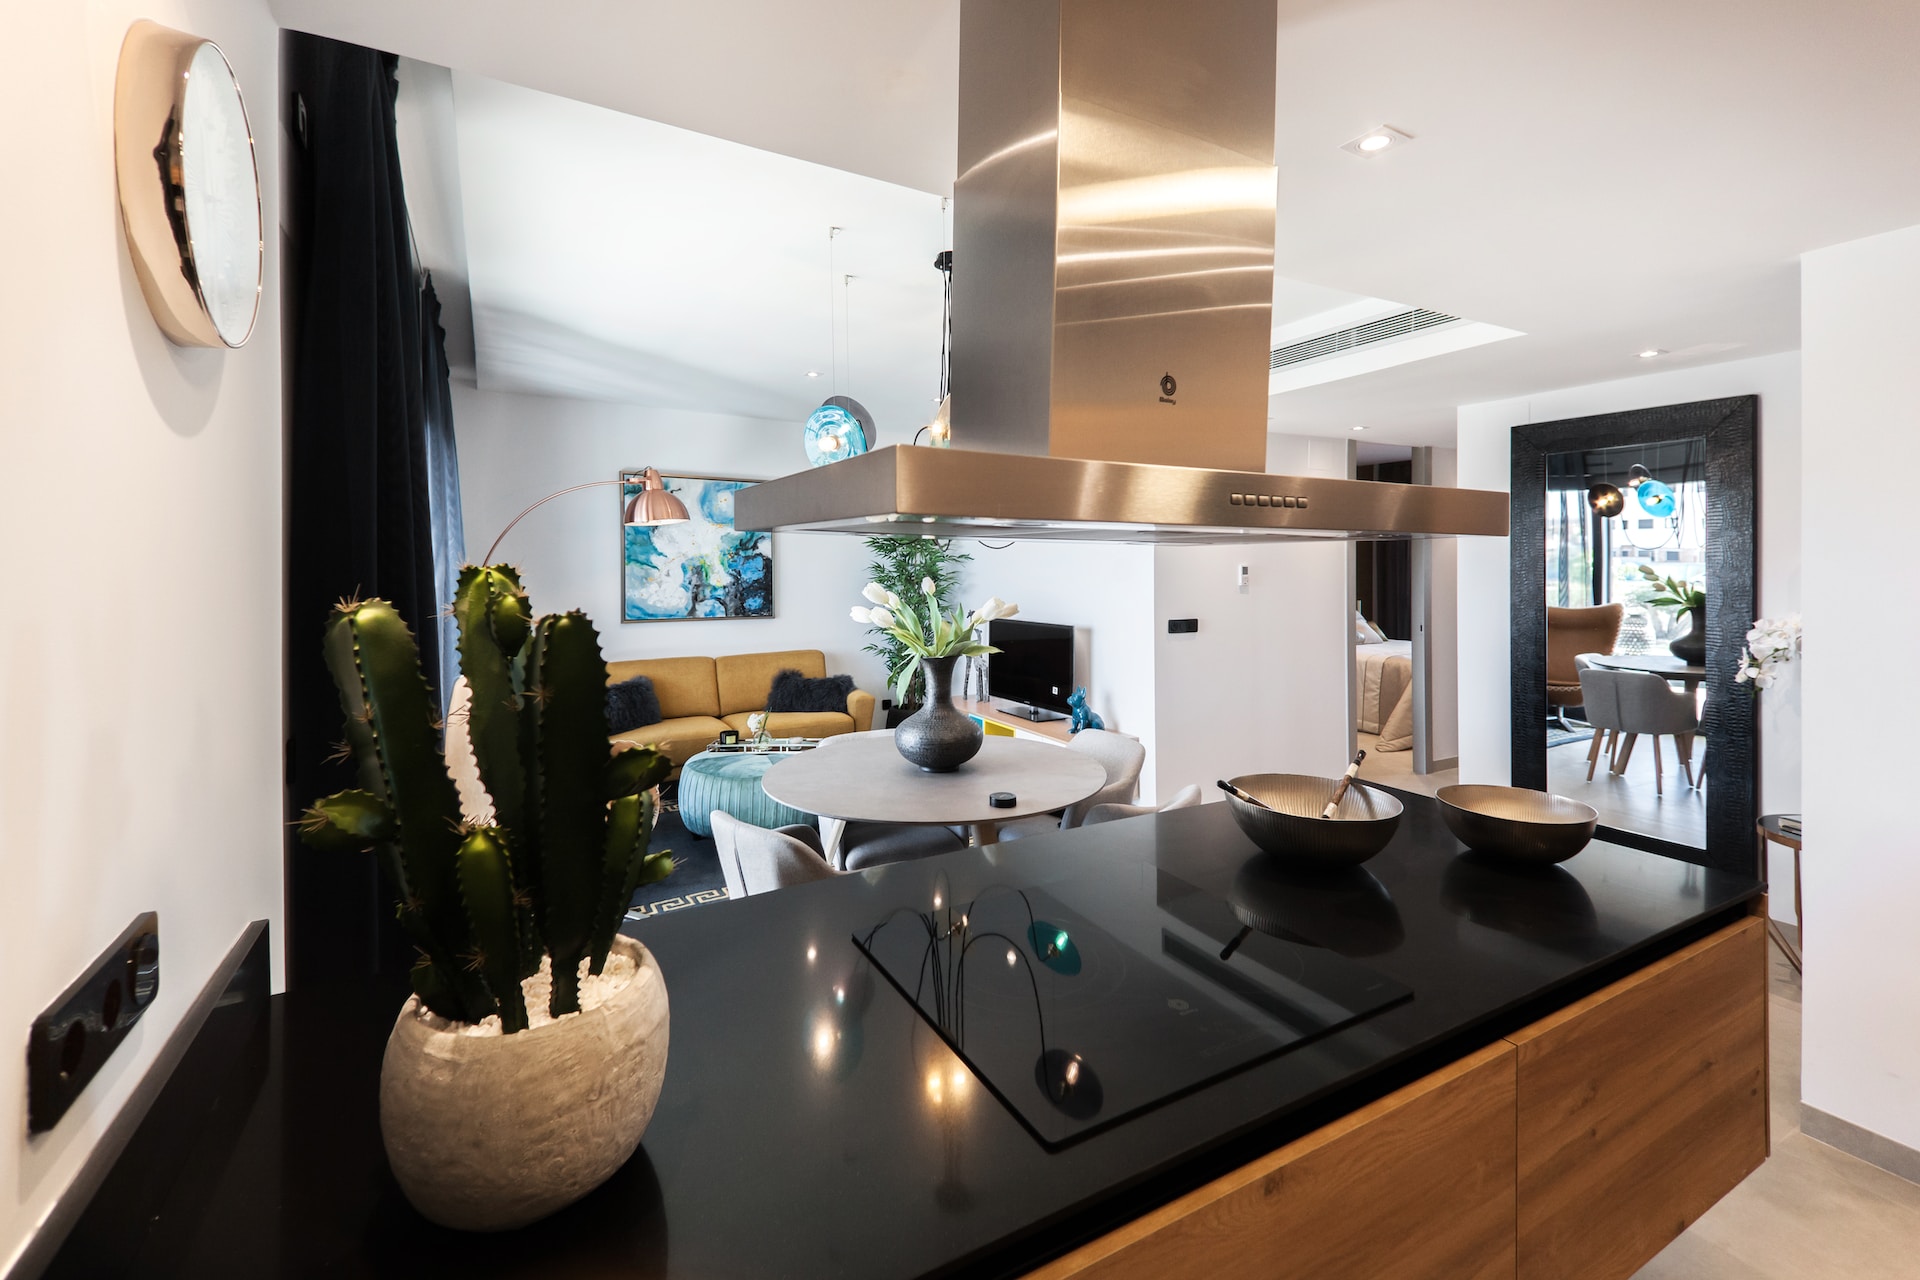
736,0 -> 1509,544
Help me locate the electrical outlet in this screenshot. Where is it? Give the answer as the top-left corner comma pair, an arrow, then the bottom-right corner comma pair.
28,913 -> 160,1134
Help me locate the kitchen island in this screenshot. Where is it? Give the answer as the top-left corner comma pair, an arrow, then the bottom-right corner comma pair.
44,790 -> 1766,1280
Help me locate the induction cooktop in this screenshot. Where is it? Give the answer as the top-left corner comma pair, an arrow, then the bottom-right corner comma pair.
853,865 -> 1411,1148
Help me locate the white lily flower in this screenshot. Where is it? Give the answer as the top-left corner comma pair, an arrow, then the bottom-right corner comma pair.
921,576 -> 937,596
862,583 -> 891,606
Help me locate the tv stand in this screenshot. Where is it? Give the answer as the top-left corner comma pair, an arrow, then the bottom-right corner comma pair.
956,698 -> 1074,745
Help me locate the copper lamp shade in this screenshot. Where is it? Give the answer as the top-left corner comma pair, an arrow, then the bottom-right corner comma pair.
623,468 -> 690,526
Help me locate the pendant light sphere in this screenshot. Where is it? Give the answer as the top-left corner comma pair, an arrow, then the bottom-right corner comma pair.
1588,483 -> 1625,517
803,403 -> 870,467
1635,478 -> 1676,517
624,467 -> 690,526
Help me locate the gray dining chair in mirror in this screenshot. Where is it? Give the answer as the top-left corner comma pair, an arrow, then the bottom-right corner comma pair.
1612,671 -> 1701,796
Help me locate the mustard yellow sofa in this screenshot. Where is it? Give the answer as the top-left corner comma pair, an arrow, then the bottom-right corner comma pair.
605,649 -> 875,775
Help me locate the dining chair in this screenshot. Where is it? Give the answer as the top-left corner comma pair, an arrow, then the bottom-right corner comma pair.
1575,667 -> 1623,782
711,811 -> 844,898
992,729 -> 1148,842
1083,784 -> 1204,826
1612,671 -> 1700,796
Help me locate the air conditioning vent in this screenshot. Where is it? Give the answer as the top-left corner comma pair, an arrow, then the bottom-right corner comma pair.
1269,308 -> 1459,370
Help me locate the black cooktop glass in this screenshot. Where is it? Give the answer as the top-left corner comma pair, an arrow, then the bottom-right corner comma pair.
853,865 -> 1412,1148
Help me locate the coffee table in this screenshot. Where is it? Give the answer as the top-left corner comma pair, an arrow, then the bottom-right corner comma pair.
760,730 -> 1107,863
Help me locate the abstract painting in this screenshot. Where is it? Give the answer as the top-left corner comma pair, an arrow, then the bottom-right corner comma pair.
620,472 -> 772,622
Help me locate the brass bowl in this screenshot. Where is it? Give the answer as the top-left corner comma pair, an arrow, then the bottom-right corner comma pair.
1223,773 -> 1403,867
1434,785 -> 1597,864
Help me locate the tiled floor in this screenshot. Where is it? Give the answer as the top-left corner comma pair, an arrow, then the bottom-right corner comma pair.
1633,932 -> 1920,1278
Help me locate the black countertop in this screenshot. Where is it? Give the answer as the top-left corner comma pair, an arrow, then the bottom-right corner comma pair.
58,791 -> 1760,1279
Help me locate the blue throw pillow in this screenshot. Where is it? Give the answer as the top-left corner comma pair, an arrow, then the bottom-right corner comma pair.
606,675 -> 662,733
765,669 -> 855,714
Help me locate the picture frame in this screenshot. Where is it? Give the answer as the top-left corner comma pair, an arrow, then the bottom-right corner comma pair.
619,472 -> 773,622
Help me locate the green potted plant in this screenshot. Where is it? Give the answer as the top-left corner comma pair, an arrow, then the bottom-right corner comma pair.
859,536 -> 969,722
298,564 -> 675,1231
1637,564 -> 1707,664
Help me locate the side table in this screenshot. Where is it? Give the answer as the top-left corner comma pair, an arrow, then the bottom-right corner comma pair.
1757,813 -> 1802,973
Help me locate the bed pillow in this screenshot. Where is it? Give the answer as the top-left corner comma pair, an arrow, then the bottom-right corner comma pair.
1354,610 -> 1388,645
766,669 -> 855,714
606,675 -> 663,733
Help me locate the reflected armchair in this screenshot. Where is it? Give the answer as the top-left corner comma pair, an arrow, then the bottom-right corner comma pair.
1547,604 -> 1623,729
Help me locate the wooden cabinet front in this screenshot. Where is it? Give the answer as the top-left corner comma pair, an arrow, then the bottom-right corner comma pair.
1509,916 -> 1768,1280
1029,1042 -> 1518,1280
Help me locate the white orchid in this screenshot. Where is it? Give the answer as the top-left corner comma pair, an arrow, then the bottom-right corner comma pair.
1735,614 -> 1801,690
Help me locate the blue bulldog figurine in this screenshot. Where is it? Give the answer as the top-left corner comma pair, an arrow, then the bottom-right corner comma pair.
1067,687 -> 1104,734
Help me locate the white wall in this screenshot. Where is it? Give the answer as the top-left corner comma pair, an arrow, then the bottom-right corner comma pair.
454,384 -> 889,691
1799,224 -> 1920,1161
1456,352 -> 1804,907
1428,447 -> 1461,763
0,0 -> 284,1268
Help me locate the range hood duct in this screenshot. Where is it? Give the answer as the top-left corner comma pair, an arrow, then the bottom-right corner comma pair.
736,0 -> 1509,544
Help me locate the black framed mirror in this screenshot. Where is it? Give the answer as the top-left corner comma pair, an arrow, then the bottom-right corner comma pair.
1510,396 -> 1757,874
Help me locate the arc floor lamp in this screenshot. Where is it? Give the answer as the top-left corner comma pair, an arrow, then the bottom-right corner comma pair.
480,467 -> 690,565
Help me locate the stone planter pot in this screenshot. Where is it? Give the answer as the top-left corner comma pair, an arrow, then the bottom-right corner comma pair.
379,935 -> 669,1231
893,655 -> 983,772
1667,605 -> 1706,665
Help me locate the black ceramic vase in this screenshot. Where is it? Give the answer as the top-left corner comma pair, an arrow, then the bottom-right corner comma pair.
1667,605 -> 1706,665
894,655 -> 982,773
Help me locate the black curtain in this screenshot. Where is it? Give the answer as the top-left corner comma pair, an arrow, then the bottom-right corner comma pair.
283,33 -> 462,987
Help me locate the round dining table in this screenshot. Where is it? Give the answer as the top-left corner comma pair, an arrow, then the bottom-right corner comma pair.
760,729 -> 1107,862
1586,651 -> 1708,691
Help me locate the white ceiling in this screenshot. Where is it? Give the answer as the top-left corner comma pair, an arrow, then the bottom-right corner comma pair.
450,72 -> 945,434
285,0 -> 1920,448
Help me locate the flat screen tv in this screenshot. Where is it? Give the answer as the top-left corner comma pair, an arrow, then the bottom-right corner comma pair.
988,619 -> 1074,716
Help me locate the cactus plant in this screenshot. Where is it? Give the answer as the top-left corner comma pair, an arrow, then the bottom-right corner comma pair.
298,570 -> 674,1030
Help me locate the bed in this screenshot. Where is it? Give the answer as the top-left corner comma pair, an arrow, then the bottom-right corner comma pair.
1356,639 -> 1415,752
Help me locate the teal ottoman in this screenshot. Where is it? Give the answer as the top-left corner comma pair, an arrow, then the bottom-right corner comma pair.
678,750 -> 818,838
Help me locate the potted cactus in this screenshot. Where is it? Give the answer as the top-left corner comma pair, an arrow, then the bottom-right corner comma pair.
299,564 -> 675,1231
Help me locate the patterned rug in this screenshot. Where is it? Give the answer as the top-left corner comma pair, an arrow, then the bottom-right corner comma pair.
1547,724 -> 1595,749
623,783 -> 729,921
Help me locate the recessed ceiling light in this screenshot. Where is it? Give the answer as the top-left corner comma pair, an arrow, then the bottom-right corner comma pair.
1637,349 -> 1667,359
805,370 -> 821,378
1351,425 -> 1367,432
1340,125 -> 1413,159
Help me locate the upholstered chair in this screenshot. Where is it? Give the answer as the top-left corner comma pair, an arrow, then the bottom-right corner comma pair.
1575,668 -> 1624,782
1547,604 -> 1624,726
992,730 -> 1148,842
1611,671 -> 1701,796
711,811 -> 844,898
1083,784 -> 1205,826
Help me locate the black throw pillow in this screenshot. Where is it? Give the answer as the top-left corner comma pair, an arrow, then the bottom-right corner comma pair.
606,675 -> 663,733
765,669 -> 856,715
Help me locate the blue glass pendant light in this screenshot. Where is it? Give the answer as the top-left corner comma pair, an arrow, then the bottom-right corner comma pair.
803,395 -> 875,467
1635,478 -> 1676,517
